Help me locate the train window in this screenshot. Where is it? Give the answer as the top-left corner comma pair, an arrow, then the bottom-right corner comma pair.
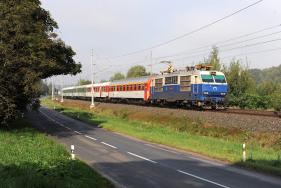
138,84 -> 141,91
130,84 -> 132,91
180,76 -> 191,91
145,84 -> 147,90
117,86 -> 119,91
142,83 -> 144,90
165,76 -> 178,85
214,75 -> 226,83
134,84 -> 137,91
155,78 -> 163,92
122,85 -> 125,91
201,75 -> 214,83
126,84 -> 129,91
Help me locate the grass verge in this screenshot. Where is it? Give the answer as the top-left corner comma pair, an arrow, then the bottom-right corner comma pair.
0,115 -> 114,188
43,97 -> 281,177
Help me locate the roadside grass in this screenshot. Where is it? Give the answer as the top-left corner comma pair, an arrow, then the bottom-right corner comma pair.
0,116 -> 114,188
43,98 -> 281,177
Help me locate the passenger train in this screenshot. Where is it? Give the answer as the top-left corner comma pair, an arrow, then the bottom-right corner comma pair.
62,64 -> 228,109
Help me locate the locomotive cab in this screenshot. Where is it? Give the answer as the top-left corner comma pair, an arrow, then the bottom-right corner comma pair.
199,71 -> 228,109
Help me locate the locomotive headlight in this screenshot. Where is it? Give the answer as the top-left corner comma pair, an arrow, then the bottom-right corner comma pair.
204,92 -> 209,95
221,92 -> 226,95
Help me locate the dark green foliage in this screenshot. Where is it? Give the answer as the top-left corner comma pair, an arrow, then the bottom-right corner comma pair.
0,0 -> 81,124
221,58 -> 256,107
248,68 -> 262,85
242,94 -> 272,110
110,72 -> 125,81
76,79 -> 91,86
126,65 -> 150,78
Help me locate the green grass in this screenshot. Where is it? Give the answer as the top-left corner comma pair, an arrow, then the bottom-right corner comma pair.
43,98 -> 281,177
0,116 -> 114,188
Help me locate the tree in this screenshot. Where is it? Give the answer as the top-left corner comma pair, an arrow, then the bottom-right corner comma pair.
204,46 -> 221,71
248,68 -> 262,85
0,0 -> 81,124
126,65 -> 149,78
221,58 -> 256,107
38,79 -> 48,95
110,72 -> 125,81
76,79 -> 91,86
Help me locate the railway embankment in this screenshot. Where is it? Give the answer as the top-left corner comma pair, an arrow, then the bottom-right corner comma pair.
43,97 -> 281,177
57,97 -> 281,135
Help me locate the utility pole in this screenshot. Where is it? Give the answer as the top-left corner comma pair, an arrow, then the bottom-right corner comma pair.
61,75 -> 64,102
90,49 -> 95,108
150,50 -> 152,75
52,76 -> 54,100
94,64 -> 99,83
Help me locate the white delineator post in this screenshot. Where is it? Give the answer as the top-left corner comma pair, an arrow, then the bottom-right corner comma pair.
71,145 -> 75,160
243,143 -> 246,162
90,49 -> 95,108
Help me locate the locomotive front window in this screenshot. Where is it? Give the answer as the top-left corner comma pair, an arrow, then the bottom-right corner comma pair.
201,75 -> 214,83
214,75 -> 226,83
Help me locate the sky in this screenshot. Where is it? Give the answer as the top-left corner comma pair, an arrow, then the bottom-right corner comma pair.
40,0 -> 281,86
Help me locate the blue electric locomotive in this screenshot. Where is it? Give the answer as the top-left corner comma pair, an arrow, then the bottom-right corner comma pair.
149,64 -> 228,109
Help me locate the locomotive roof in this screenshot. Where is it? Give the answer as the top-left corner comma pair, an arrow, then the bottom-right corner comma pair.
109,75 -> 156,85
153,69 -> 224,79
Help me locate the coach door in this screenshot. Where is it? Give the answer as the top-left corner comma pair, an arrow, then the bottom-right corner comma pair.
193,76 -> 198,93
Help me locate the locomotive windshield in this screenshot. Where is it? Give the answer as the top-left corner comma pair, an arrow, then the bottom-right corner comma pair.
201,75 -> 226,83
201,75 -> 214,83
214,75 -> 226,83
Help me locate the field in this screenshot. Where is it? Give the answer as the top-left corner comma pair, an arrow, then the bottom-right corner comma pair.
0,115 -> 114,188
42,97 -> 281,177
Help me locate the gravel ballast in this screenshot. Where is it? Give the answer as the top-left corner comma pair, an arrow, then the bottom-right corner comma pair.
56,98 -> 281,134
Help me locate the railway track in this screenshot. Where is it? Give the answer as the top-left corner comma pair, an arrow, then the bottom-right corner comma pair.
55,97 -> 281,119
210,109 -> 281,118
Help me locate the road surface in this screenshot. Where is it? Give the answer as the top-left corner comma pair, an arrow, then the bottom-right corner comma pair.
25,105 -> 281,188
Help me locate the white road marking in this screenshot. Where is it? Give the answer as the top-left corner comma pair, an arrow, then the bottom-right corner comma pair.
145,144 -> 178,154
127,152 -> 157,163
65,127 -> 71,130
101,142 -> 117,148
74,131 -> 82,134
85,135 -> 97,140
177,170 -> 229,188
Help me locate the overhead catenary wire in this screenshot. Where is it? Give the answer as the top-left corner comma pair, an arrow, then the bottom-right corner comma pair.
94,38 -> 281,79
99,0 -> 264,59
86,24 -> 280,76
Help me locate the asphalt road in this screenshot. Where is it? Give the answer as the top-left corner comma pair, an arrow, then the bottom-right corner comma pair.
25,105 -> 281,188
